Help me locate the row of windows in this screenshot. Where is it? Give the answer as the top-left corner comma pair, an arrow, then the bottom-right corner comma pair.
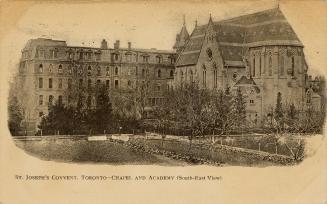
36,48 -> 176,64
38,77 -> 165,91
37,64 -> 174,78
251,55 -> 296,77
39,95 -> 62,106
110,53 -> 175,64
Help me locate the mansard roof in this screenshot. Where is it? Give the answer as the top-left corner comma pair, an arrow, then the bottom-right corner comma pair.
176,8 -> 303,67
23,38 -> 67,50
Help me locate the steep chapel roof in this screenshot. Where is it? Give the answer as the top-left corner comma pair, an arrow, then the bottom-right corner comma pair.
176,8 -> 302,67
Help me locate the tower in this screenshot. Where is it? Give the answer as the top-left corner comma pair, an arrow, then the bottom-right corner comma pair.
173,15 -> 190,53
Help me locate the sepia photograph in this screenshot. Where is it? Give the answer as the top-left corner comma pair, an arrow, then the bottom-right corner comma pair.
1,0 -> 326,203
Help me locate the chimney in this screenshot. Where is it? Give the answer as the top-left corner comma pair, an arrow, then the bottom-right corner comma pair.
101,39 -> 108,49
114,40 -> 120,49
128,42 -> 131,50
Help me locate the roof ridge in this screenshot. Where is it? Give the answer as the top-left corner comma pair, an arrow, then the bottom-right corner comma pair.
196,7 -> 282,27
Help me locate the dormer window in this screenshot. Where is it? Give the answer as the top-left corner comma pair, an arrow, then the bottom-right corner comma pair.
54,48 -> 58,58
115,54 -> 119,61
95,52 -> 100,61
126,53 -> 132,62
169,56 -> 175,64
79,51 -> 83,60
69,52 -> 74,60
156,56 -> 162,64
142,55 -> 149,63
50,50 -> 55,58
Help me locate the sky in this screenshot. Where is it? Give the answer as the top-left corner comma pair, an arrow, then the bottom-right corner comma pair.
1,0 -> 326,77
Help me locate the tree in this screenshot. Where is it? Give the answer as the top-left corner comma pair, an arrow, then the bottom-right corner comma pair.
233,88 -> 247,129
209,89 -> 237,138
39,82 -> 115,135
89,84 -> 113,134
8,96 -> 24,136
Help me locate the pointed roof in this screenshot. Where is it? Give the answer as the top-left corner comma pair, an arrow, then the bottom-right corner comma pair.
234,76 -> 260,93
176,8 -> 303,67
173,16 -> 190,50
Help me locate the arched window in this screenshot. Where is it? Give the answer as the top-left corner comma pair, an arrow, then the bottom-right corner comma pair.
87,65 -> 92,76
280,56 -> 284,76
49,78 -> 53,89
158,69 -> 161,78
180,71 -> 184,82
39,64 -> 43,73
49,95 -> 54,105
170,70 -> 174,77
268,56 -> 272,76
156,56 -> 162,64
54,48 -> 58,58
58,64 -> 63,74
202,65 -> 206,88
39,95 -> 43,105
291,56 -> 295,76
115,67 -> 119,75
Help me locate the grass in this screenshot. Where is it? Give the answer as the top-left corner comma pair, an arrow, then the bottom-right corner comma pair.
15,139 -> 182,165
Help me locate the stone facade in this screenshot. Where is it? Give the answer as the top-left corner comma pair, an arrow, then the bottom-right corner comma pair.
16,38 -> 176,134
174,8 -> 324,126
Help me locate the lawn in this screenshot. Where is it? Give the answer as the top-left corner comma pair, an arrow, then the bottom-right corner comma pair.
15,139 -> 185,165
